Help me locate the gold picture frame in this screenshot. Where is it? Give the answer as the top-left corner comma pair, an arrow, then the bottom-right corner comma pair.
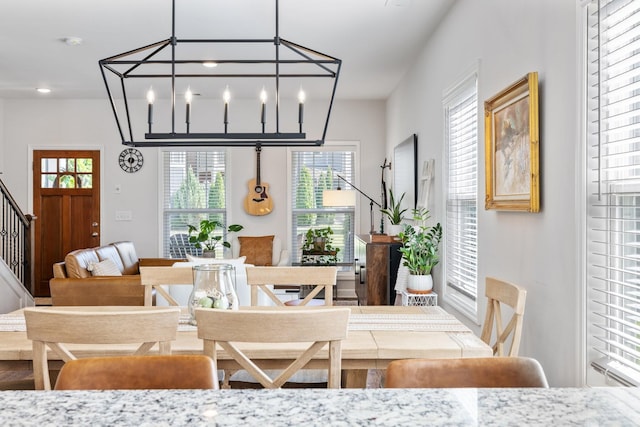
484,72 -> 539,212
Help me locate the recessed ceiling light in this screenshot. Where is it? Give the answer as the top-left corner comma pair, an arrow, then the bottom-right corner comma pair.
36,88 -> 51,94
62,37 -> 83,46
203,62 -> 218,68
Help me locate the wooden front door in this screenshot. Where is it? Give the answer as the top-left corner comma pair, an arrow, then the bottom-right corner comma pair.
32,150 -> 100,296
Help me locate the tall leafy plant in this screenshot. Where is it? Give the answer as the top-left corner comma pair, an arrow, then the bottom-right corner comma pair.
398,208 -> 442,275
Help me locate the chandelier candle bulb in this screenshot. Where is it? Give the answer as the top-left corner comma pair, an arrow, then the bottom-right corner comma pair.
260,88 -> 267,132
298,88 -> 305,132
185,87 -> 193,133
223,86 -> 230,132
146,88 -> 154,132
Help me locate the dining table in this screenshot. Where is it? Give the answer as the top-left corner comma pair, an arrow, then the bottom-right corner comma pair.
0,305 -> 492,388
1,387 -> 639,426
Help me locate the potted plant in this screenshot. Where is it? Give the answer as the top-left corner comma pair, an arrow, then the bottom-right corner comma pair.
398,208 -> 442,293
187,219 -> 244,258
302,227 -> 340,264
380,189 -> 407,236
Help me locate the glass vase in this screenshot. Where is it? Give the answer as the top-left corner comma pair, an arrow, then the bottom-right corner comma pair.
189,264 -> 238,325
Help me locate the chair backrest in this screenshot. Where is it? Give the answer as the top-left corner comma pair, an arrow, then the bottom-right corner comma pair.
385,357 -> 548,388
54,355 -> 218,390
245,266 -> 337,306
480,277 -> 527,356
24,306 -> 181,390
139,265 -> 194,306
169,233 -> 202,258
50,280 -> 145,306
196,307 -> 350,389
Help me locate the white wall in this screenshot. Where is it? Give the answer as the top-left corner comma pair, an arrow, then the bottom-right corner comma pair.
387,0 -> 580,386
1,98 -> 385,259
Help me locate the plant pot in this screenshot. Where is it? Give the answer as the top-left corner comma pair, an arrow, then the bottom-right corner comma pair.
313,237 -> 326,251
387,224 -> 403,236
201,250 -> 216,258
407,274 -> 433,294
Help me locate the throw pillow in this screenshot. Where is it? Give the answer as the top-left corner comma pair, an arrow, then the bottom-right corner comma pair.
185,254 -> 247,268
87,259 -> 122,276
238,235 -> 274,266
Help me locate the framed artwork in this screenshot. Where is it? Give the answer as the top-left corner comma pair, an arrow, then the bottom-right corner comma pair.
484,72 -> 539,212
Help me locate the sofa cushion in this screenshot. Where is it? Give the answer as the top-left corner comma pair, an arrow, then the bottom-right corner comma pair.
238,235 -> 274,266
95,245 -> 126,274
64,248 -> 100,278
110,241 -> 140,275
87,259 -> 123,276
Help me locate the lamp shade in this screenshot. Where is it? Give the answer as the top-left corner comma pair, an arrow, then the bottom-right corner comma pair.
322,190 -> 356,207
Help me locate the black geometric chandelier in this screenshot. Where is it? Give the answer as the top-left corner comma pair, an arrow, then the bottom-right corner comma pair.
99,0 -> 341,147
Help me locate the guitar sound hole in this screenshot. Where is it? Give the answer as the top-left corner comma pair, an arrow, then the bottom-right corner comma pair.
254,185 -> 263,193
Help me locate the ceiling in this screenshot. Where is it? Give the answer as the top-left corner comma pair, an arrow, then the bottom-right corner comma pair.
0,0 -> 454,101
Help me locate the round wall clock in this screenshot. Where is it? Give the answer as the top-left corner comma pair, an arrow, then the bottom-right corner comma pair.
119,148 -> 144,173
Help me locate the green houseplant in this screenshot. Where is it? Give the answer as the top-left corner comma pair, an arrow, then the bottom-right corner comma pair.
380,190 -> 407,235
187,219 -> 244,258
398,208 -> 442,293
302,227 -> 340,264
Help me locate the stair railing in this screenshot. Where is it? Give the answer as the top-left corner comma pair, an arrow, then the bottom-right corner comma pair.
0,178 -> 35,295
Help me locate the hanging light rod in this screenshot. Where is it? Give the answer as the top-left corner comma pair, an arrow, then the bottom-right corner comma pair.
99,0 -> 342,147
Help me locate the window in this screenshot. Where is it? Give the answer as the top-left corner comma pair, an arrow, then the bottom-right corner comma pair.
443,70 -> 479,320
289,146 -> 356,267
585,0 -> 640,386
161,150 -> 227,258
40,156 -> 93,188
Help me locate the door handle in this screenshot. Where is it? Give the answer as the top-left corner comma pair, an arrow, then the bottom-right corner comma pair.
92,222 -> 99,227
92,232 -> 99,237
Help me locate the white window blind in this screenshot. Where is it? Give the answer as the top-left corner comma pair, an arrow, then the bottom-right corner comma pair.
443,71 -> 479,319
290,148 -> 355,265
161,150 -> 227,258
586,0 -> 640,386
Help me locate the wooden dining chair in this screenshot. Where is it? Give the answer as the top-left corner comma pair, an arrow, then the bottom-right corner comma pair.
24,306 -> 181,390
385,357 -> 548,388
245,266 -> 338,306
139,265 -> 193,306
54,355 -> 218,390
480,277 -> 527,356
196,307 -> 350,389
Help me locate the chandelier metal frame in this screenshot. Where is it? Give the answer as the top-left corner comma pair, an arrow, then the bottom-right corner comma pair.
99,0 -> 341,147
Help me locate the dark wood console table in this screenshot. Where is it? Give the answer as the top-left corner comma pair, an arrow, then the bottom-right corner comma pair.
354,235 -> 402,305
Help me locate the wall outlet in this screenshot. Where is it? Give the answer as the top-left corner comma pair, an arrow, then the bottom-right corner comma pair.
115,210 -> 132,221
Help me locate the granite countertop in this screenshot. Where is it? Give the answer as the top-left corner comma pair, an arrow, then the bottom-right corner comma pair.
1,387 -> 640,426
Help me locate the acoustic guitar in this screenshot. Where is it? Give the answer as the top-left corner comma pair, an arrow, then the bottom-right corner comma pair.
244,145 -> 273,216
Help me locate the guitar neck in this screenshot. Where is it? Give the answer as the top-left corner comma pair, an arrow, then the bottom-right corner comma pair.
256,147 -> 261,185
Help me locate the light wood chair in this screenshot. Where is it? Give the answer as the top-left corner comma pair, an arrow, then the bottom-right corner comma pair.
139,265 -> 193,306
24,306 -> 181,390
196,307 -> 350,389
480,277 -> 527,356
386,357 -> 548,388
245,266 -> 338,306
54,355 -> 218,390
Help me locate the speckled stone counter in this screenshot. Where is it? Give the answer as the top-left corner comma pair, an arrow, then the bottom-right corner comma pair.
1,387 -> 639,426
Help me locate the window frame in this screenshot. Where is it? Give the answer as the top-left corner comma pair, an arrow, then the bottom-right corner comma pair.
442,67 -> 480,323
159,148 -> 229,259
583,0 -> 640,387
287,141 -> 359,276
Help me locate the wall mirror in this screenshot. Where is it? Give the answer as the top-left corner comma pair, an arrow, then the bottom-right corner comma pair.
393,133 -> 418,213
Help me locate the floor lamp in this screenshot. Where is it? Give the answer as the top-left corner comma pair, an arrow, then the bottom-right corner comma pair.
322,174 -> 382,235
